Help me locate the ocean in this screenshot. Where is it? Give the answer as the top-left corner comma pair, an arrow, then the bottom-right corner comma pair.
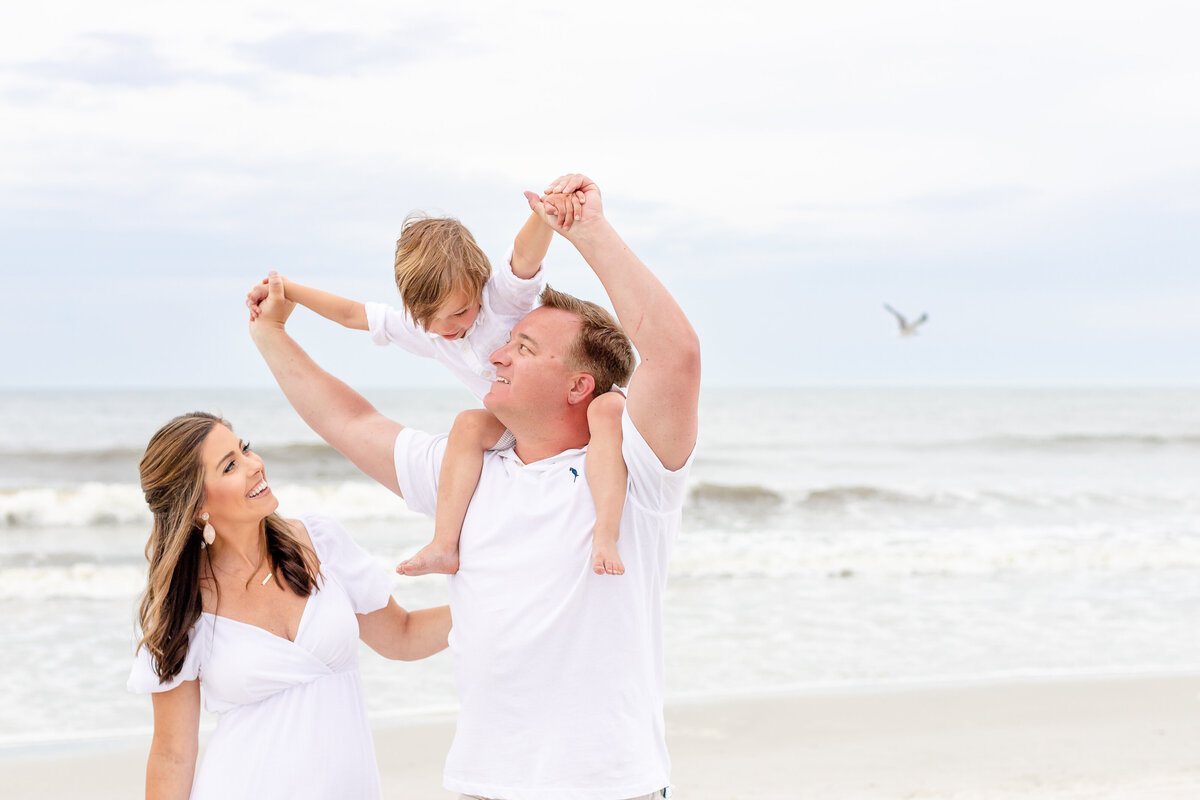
2,387 -> 1198,746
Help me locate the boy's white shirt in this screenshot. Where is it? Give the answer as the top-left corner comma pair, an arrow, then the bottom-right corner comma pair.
364,248 -> 544,401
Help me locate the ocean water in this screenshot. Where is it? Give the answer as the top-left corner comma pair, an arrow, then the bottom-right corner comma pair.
1,387 -> 1198,745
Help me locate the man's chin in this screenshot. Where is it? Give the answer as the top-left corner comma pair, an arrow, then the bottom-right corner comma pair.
482,393 -> 512,424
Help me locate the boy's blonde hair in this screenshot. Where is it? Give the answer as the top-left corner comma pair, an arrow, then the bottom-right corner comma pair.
539,285 -> 636,398
394,213 -> 492,329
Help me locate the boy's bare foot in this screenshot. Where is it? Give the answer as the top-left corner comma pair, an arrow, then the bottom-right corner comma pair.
591,538 -> 625,576
397,543 -> 460,576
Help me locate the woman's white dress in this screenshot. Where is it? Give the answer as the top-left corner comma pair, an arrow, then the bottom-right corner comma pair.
129,513 -> 394,799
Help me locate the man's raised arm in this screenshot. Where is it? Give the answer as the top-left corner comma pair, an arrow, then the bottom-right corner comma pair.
528,175 -> 701,470
248,271 -> 406,495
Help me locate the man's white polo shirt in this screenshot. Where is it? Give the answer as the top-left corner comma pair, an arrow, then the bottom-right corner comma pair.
392,410 -> 693,800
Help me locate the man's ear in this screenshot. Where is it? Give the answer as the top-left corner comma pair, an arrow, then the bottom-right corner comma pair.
567,372 -> 596,405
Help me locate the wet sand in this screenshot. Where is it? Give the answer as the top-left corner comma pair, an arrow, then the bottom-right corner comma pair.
5,674 -> 1199,798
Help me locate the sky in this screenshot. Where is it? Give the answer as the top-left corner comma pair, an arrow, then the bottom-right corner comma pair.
1,0 -> 1197,388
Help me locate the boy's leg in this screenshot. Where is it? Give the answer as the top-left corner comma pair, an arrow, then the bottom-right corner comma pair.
586,392 -> 628,576
398,409 -> 507,576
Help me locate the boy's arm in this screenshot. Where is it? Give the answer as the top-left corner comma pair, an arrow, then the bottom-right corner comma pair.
509,212 -> 554,279
249,272 -> 405,495
246,276 -> 368,331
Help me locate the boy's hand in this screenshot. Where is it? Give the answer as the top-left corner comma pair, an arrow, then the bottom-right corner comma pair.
246,273 -> 288,321
524,190 -> 581,232
545,191 -> 581,230
545,174 -> 600,218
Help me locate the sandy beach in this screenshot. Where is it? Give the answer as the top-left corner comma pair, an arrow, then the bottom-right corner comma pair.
4,673 -> 1198,799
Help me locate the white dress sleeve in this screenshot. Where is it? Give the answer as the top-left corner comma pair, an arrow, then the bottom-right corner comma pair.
128,632 -> 201,694
302,513 -> 394,614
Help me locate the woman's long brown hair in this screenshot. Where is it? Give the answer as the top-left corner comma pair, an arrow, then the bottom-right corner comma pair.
136,412 -> 320,682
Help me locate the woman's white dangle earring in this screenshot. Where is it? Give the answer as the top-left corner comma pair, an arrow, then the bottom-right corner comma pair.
201,512 -> 216,547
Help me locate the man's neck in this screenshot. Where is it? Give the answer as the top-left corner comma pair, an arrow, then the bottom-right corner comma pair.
507,414 -> 590,464
493,401 -> 591,464
511,431 -> 590,464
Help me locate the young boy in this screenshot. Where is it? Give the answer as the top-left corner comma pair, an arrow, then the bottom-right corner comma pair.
246,202 -> 630,577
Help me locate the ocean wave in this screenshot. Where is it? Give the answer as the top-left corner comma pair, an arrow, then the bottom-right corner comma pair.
927,433 -> 1200,451
16,431 -> 1185,463
0,484 -> 151,528
669,527 -> 1200,578
0,443 -> 363,485
0,563 -> 148,599
0,442 -> 343,460
8,527 -> 1200,596
685,481 -> 965,516
0,481 -> 423,529
685,480 -> 1193,520
4,476 -> 1193,532
688,481 -> 958,514
0,553 -> 398,599
801,485 -> 925,508
688,482 -> 785,506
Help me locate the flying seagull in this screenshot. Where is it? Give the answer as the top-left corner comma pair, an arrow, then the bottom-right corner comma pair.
884,304 -> 928,337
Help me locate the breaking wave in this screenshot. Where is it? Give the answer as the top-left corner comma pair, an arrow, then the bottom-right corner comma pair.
0,481 -> 421,529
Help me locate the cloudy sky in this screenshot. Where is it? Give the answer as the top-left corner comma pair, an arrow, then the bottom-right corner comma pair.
2,0 -> 1196,389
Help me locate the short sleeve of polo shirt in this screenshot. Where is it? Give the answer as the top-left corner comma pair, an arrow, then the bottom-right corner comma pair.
620,409 -> 694,515
364,302 -> 438,357
392,428 -> 448,517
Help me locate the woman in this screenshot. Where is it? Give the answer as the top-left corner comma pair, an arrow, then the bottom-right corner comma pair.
128,412 -> 450,799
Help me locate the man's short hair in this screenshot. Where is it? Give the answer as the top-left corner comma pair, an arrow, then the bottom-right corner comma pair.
394,214 -> 491,330
539,285 -> 635,398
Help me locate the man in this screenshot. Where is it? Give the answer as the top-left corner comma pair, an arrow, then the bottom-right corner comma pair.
249,174 -> 700,800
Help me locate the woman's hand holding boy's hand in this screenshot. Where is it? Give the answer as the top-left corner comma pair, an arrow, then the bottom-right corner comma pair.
246,273 -> 292,321
246,271 -> 296,334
